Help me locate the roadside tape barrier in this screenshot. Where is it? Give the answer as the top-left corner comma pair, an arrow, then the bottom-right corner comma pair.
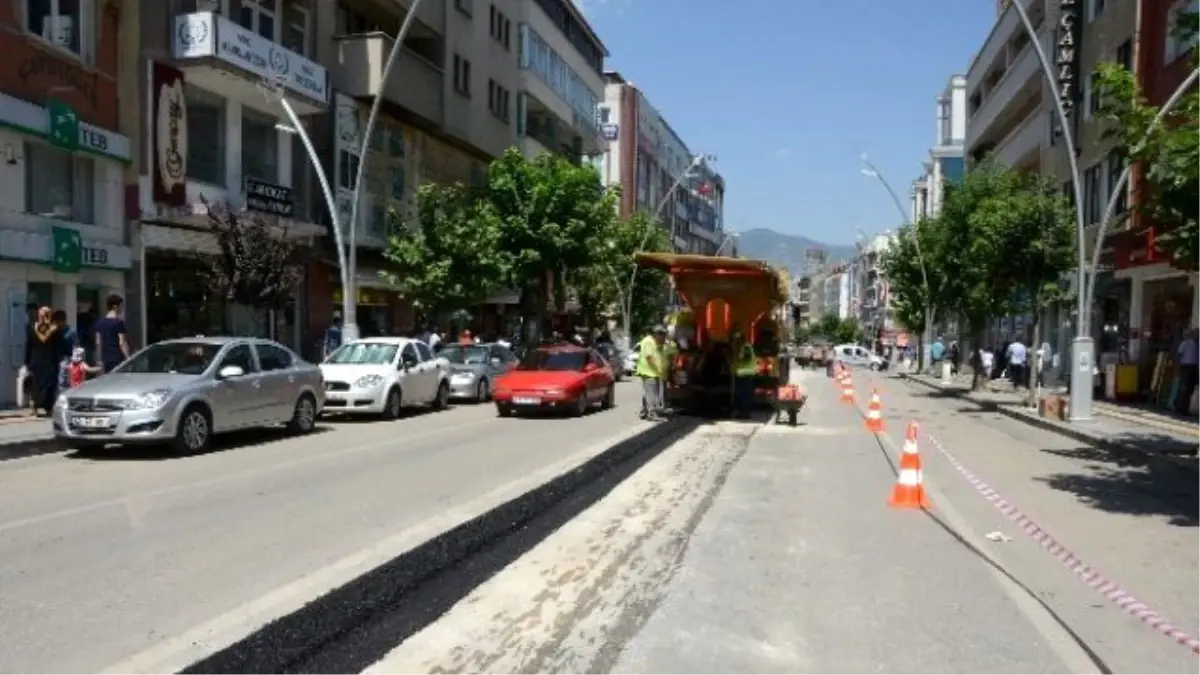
838,374 -> 1200,655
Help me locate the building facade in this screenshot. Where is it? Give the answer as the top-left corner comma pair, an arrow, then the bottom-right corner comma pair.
912,75 -> 967,220
599,71 -> 727,255
0,0 -> 134,406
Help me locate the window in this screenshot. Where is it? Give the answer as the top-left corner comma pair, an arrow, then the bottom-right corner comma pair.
255,343 -> 294,371
239,0 -> 276,41
338,151 -> 359,191
24,0 -> 92,61
454,0 -> 472,17
1165,0 -> 1200,62
503,18 -> 511,50
219,344 -> 258,373
1106,150 -> 1128,215
1115,39 -> 1133,71
487,79 -> 510,122
452,54 -> 472,95
401,343 -> 421,364
1084,71 -> 1101,118
1088,0 -> 1106,20
282,1 -> 308,55
415,342 -> 433,361
186,85 -> 226,185
1083,162 -> 1104,225
241,108 -> 279,183
489,4 -> 496,36
24,141 -> 93,224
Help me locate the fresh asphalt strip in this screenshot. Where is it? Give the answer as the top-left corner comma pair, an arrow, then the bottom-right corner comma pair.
178,414 -> 709,674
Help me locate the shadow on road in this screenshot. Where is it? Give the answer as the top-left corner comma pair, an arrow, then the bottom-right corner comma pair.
1037,446 -> 1199,527
181,415 -> 716,674
63,426 -> 334,462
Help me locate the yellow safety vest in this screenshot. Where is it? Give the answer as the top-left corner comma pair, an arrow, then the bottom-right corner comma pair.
636,336 -> 663,378
735,344 -> 758,377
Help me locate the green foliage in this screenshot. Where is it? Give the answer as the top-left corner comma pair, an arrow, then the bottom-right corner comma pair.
572,211 -> 671,335
1093,8 -> 1198,270
810,312 -> 863,345
479,149 -> 618,316
879,219 -> 942,334
381,183 -> 507,312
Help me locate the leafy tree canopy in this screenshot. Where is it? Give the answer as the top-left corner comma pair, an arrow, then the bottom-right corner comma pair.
381,183 -> 507,312
198,201 -> 303,311
880,219 -> 939,334
810,312 -> 863,345
571,211 -> 672,336
1093,9 -> 1198,270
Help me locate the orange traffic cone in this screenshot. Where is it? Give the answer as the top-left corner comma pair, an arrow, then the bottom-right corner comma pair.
888,422 -> 930,509
864,389 -> 884,432
841,375 -> 856,404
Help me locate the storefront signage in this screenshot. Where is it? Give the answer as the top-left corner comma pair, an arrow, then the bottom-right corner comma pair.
152,62 -> 188,206
17,53 -> 98,109
1056,0 -> 1081,114
244,177 -> 294,218
0,228 -> 132,270
601,123 -> 619,141
173,12 -> 329,104
0,92 -> 131,163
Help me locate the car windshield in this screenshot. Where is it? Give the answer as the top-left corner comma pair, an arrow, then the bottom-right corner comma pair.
326,342 -> 399,365
441,345 -> 490,364
117,341 -> 223,375
517,350 -> 588,371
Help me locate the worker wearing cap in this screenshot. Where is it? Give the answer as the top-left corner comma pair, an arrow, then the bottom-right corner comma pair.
732,328 -> 758,419
636,325 -> 668,420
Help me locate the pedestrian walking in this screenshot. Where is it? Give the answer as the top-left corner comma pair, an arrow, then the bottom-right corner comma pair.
636,326 -> 668,421
1176,328 -> 1199,414
24,307 -> 65,416
92,294 -> 131,373
323,313 -> 344,360
52,309 -> 78,391
1006,337 -> 1028,389
65,347 -> 100,389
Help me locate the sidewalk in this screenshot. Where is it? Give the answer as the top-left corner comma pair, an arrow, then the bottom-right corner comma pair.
899,372 -> 1198,472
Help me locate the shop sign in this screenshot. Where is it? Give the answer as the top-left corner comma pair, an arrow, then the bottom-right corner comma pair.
1056,0 -> 1081,115
152,62 -> 188,207
0,228 -> 132,270
601,123 -> 619,141
174,12 -> 328,103
0,92 -> 131,163
17,53 -> 99,109
244,177 -> 294,218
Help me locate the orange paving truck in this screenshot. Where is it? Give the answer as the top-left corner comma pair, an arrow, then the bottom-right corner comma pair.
634,252 -> 791,415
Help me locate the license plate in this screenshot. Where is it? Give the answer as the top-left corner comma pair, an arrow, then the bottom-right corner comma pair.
513,396 -> 541,405
71,415 -> 112,428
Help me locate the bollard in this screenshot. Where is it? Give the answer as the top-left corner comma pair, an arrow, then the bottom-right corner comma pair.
940,361 -> 952,385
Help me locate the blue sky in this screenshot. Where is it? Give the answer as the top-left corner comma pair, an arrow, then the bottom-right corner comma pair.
577,0 -> 997,246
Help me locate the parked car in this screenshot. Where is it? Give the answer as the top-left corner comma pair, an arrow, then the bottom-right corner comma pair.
53,337 -> 323,454
319,337 -> 451,419
832,343 -> 888,371
594,342 -> 625,381
493,345 -> 616,417
442,342 -> 518,402
623,342 -> 639,376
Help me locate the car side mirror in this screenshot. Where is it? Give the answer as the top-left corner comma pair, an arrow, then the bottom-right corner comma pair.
218,365 -> 244,379
584,363 -> 599,372
402,357 -> 417,369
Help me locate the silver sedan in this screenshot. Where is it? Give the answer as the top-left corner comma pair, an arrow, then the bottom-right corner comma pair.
442,343 -> 517,402
53,337 -> 324,454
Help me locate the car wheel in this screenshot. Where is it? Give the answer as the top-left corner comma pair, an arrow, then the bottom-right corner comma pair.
869,363 -> 880,372
171,404 -> 211,454
571,394 -> 588,417
382,386 -> 403,420
476,378 -> 490,403
434,381 -> 450,410
496,403 -> 513,418
601,385 -> 615,410
287,394 -> 317,434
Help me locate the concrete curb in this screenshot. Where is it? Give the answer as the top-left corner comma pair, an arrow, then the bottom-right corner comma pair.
899,373 -> 1198,474
178,414 -> 703,673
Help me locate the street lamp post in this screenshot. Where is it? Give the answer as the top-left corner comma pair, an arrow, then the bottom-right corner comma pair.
615,153 -> 715,345
1008,0 -> 1093,420
860,155 -> 934,369
274,0 -> 426,343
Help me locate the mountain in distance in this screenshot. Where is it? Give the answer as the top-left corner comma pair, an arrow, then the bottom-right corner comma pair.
733,228 -> 858,278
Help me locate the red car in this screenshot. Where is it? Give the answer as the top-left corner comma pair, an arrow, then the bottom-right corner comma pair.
493,345 -> 616,417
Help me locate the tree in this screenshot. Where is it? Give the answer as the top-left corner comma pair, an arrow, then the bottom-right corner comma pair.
479,149 -> 618,341
381,182 -> 508,313
880,218 -> 948,368
811,312 -> 862,344
197,201 -> 303,335
1093,8 -> 1198,270
572,211 -> 671,338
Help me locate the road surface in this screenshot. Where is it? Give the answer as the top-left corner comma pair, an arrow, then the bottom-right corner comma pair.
365,368 -> 1198,674
0,383 -> 650,673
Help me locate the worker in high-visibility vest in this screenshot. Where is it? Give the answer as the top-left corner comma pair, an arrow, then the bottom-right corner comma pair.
636,325 -> 668,420
731,329 -> 758,419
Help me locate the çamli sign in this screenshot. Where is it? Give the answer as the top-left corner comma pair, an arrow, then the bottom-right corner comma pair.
152,62 -> 188,207
1055,0 -> 1082,115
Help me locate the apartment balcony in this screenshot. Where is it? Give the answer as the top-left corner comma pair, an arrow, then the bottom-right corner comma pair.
331,33 -> 443,126
173,12 -> 328,114
966,25 -> 1050,153
992,107 -> 1044,171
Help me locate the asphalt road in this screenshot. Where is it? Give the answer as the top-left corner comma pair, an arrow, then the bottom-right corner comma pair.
0,382 -> 649,674
366,368 -> 1198,674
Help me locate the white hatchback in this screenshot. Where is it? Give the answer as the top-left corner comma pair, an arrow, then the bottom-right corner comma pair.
319,338 -> 451,419
832,343 -> 888,371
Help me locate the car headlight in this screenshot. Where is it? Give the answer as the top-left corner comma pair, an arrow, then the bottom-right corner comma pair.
54,393 -> 67,409
354,374 -> 384,388
121,389 -> 172,410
